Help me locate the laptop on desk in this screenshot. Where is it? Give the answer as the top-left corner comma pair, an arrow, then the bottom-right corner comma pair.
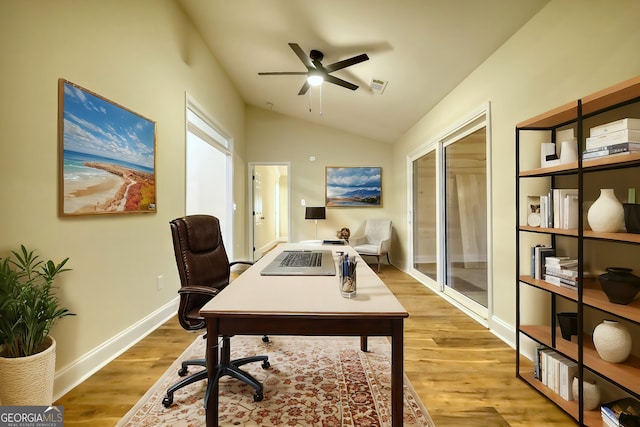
260,250 -> 336,276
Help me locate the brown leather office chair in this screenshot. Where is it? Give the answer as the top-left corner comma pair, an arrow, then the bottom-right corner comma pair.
162,215 -> 269,407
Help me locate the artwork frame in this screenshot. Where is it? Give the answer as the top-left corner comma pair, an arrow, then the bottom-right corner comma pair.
58,79 -> 157,216
326,167 -> 382,207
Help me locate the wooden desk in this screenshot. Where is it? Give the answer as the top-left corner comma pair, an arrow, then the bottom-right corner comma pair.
200,243 -> 409,426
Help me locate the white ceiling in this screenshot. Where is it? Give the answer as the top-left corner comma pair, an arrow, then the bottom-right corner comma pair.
178,0 -> 549,143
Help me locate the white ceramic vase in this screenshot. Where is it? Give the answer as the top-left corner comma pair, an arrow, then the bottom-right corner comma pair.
587,189 -> 624,232
592,320 -> 632,363
572,377 -> 600,410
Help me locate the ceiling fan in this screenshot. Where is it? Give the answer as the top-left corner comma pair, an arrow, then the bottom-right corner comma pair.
258,43 -> 369,95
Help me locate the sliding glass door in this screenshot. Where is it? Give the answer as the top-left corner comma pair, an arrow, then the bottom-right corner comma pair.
443,127 -> 488,308
409,105 -> 491,320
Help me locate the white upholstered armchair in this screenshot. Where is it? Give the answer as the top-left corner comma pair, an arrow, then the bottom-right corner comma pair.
350,219 -> 392,272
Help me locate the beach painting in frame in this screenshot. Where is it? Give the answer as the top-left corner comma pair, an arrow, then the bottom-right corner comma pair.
326,167 -> 382,207
58,79 -> 156,216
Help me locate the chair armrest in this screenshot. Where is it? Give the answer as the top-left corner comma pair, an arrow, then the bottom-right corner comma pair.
350,235 -> 367,246
379,236 -> 391,254
178,286 -> 219,298
230,260 -> 253,267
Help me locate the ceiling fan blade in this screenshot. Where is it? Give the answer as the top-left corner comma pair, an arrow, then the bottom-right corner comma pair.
288,43 -> 314,69
324,53 -> 369,73
258,71 -> 308,75
325,75 -> 358,91
297,81 -> 310,95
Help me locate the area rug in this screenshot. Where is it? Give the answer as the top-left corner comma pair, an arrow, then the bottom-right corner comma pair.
117,335 -> 434,426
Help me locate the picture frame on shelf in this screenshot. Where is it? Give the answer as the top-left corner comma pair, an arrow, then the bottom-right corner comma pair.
325,167 -> 381,207
58,79 -> 157,216
527,195 -> 541,227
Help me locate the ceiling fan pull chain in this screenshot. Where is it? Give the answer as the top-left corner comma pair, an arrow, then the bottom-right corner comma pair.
308,89 -> 312,112
319,85 -> 322,116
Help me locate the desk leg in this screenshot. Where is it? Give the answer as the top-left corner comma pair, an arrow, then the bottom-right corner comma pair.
391,320 -> 404,427
205,318 -> 219,427
360,336 -> 368,352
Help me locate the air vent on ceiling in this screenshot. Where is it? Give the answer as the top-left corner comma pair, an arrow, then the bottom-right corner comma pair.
369,78 -> 388,95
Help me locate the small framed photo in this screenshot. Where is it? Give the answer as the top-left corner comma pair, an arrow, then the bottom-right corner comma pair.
58,79 -> 157,216
326,167 -> 381,207
527,195 -> 541,227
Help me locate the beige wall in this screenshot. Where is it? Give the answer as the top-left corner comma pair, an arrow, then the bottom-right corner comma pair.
0,0 -> 247,393
2,0 -> 640,398
391,0 -> 640,337
246,106 -> 394,243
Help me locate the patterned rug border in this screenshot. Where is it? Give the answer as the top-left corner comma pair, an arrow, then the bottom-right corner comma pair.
117,335 -> 434,427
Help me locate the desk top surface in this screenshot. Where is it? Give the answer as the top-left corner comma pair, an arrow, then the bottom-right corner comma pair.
200,243 -> 408,318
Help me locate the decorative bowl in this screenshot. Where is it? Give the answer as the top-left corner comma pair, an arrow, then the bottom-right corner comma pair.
599,267 -> 640,305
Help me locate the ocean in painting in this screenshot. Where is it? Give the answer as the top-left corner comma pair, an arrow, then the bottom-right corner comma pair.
64,150 -> 153,182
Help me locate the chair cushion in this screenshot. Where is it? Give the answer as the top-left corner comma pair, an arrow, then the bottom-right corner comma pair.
353,244 -> 381,255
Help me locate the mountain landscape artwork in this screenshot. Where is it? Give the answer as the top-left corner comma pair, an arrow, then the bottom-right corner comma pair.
326,167 -> 381,207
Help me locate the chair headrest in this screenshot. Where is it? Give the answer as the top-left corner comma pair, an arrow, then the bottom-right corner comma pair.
183,215 -> 221,253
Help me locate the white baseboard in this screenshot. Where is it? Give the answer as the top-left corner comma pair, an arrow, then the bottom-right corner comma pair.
488,314 -> 516,350
53,297 -> 179,401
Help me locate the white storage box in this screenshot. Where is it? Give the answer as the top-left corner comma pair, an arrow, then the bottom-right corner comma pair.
585,129 -> 640,150
590,118 -> 640,137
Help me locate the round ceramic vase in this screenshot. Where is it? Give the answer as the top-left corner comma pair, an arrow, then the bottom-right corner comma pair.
572,377 -> 600,411
587,189 -> 624,232
592,320 -> 632,363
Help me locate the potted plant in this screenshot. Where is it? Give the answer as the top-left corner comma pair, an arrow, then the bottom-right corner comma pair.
0,245 -> 75,405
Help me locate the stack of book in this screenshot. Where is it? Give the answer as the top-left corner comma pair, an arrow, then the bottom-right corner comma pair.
531,245 -> 554,280
535,188 -> 579,229
601,397 -> 640,427
534,346 -> 578,401
583,118 -> 640,160
544,256 -> 578,288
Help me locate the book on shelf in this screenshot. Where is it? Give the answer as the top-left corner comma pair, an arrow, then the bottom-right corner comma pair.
552,189 -> 578,229
590,118 -> 640,137
544,274 -> 577,288
601,397 -> 640,427
583,142 -> 640,159
586,130 -> 640,150
534,347 -> 578,401
532,245 -> 554,279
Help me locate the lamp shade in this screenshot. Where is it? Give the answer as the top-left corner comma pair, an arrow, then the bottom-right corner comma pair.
305,206 -> 326,220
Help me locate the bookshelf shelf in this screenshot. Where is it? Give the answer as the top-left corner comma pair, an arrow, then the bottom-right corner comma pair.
516,75 -> 640,426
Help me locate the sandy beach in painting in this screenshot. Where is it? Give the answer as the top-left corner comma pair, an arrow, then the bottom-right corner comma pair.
64,161 -> 154,214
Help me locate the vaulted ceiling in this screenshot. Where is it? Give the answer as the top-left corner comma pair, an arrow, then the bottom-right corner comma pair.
178,0 -> 549,143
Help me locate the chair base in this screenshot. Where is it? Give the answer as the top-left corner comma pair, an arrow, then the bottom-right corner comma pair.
162,336 -> 269,408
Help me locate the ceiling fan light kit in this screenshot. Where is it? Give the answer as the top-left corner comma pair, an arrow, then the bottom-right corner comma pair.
258,43 -> 369,96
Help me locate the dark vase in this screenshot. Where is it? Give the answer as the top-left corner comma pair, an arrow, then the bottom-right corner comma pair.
624,203 -> 640,234
557,312 -> 578,341
599,267 -> 640,305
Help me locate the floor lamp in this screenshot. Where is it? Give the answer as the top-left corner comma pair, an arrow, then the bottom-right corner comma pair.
305,206 -> 326,241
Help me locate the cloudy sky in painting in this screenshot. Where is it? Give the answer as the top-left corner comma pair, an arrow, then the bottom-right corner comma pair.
326,167 -> 381,197
62,82 -> 155,168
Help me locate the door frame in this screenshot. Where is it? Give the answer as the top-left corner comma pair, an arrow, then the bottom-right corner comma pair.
247,162 -> 291,261
406,102 -> 493,325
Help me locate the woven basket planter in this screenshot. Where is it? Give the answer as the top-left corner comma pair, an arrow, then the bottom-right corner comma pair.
0,336 -> 56,406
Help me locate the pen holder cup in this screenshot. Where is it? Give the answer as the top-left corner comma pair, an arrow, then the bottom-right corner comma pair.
340,270 -> 357,298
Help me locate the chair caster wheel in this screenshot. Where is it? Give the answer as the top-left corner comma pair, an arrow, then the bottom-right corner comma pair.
178,367 -> 188,376
262,360 -> 270,369
162,396 -> 173,408
262,335 -> 269,343
253,392 -> 264,402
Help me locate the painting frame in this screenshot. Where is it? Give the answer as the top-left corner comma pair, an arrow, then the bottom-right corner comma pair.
58,79 -> 157,216
325,167 -> 382,207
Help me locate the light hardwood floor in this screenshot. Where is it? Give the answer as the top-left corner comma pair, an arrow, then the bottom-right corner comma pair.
54,266 -> 576,426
